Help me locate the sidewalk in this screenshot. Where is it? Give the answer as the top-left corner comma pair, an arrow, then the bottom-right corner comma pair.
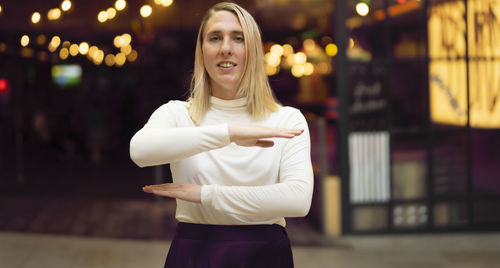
1,231 -> 499,268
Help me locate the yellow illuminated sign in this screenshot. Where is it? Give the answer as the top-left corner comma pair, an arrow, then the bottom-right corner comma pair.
429,0 -> 500,128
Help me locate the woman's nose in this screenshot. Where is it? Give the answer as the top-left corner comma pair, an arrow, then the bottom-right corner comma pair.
220,38 -> 232,56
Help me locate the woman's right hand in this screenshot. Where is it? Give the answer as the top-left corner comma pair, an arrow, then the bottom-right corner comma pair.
228,125 -> 303,147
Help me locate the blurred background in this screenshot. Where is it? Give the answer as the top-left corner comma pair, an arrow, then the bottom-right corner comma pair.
1,0 -> 500,267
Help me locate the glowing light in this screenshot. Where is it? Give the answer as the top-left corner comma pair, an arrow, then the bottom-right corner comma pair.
61,0 -> 72,11
356,2 -> 369,16
69,44 -> 79,56
20,35 -> 30,47
62,41 -> 70,47
303,39 -> 316,51
32,12 -> 41,24
291,64 -> 305,78
127,49 -> 138,62
286,53 -> 295,65
98,11 -> 108,23
95,50 -> 104,62
113,35 -> 125,48
304,62 -> 314,76
265,65 -> 279,76
59,47 -> 69,60
107,8 -> 117,19
270,44 -> 283,56
0,5 -> 3,15
115,52 -> 126,66
282,44 -> 294,57
105,54 -> 115,66
294,52 -> 307,65
120,44 -> 132,55
79,42 -> 89,55
265,53 -> 281,67
49,8 -> 61,20
36,34 -> 46,45
48,43 -> 57,52
161,0 -> 173,7
0,43 -> 6,53
140,5 -> 152,18
51,36 -> 61,47
325,43 -> 338,56
115,0 -> 127,11
122,33 -> 132,45
349,38 -> 355,49
89,46 -> 98,58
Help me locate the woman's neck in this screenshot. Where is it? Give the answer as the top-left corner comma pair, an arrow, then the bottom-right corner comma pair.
211,84 -> 239,100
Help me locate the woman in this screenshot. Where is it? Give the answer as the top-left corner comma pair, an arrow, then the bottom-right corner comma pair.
130,2 -> 313,267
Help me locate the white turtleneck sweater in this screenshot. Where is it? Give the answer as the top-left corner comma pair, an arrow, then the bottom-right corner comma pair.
130,97 -> 313,227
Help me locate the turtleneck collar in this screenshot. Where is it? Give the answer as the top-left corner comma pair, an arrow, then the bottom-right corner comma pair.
210,96 -> 247,111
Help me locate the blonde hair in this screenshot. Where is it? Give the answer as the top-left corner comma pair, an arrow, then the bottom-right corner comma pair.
188,2 -> 280,125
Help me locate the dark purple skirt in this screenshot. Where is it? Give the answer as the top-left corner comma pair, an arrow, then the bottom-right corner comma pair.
164,222 -> 294,268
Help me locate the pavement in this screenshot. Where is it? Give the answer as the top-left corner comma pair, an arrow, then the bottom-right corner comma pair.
1,231 -> 500,268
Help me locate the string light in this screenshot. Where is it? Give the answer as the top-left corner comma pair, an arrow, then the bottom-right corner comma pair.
154,0 -> 173,7
294,52 -> 307,65
303,62 -> 314,76
20,35 -> 30,47
356,2 -> 370,16
61,0 -> 72,11
32,12 -> 41,24
79,42 -> 89,55
98,10 -> 108,23
115,0 -> 126,11
127,49 -> 138,62
115,52 -> 126,66
48,8 -> 62,20
270,44 -> 283,56
107,8 -> 117,19
140,5 -> 152,18
69,44 -> 79,56
51,36 -> 61,47
105,54 -> 115,66
59,48 -> 69,60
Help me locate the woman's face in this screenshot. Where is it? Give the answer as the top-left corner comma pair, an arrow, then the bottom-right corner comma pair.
202,10 -> 246,99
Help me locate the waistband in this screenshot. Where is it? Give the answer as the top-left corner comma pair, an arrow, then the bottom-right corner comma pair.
174,222 -> 287,242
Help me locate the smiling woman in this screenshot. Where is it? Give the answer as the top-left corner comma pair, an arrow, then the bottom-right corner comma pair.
129,2 -> 313,267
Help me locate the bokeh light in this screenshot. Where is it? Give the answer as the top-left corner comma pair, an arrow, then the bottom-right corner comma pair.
140,5 -> 152,18
115,0 -> 127,11
356,2 -> 370,16
20,35 -> 30,47
61,0 -> 72,11
325,43 -> 338,56
31,12 -> 41,24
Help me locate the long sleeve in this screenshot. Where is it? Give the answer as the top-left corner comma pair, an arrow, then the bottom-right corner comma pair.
200,110 -> 313,218
129,101 -> 231,167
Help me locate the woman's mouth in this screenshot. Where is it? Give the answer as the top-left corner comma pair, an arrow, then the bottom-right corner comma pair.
217,62 -> 237,68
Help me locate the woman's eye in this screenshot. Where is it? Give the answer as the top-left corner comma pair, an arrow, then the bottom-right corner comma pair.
208,36 -> 220,42
234,36 -> 244,42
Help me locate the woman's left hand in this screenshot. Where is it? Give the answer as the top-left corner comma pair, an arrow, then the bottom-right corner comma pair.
142,183 -> 202,203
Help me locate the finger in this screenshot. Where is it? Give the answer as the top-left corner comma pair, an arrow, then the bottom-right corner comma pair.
255,139 -> 275,147
271,128 -> 303,138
